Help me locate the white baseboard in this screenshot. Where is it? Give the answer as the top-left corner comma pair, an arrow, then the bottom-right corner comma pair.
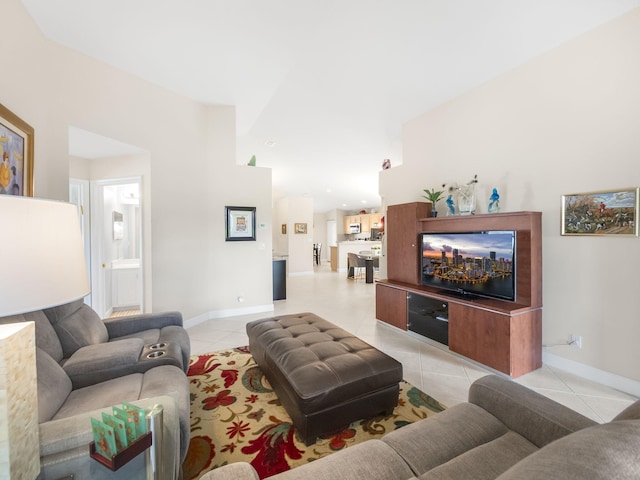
184,303 -> 274,329
543,351 -> 640,398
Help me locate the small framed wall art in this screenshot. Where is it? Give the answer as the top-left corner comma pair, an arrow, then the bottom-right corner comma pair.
225,206 -> 256,241
561,187 -> 638,236
294,223 -> 307,234
0,103 -> 34,197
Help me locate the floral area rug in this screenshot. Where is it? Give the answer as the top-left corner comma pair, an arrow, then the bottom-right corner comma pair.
183,347 -> 446,480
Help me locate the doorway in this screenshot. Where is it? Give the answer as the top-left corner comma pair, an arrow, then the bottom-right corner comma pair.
69,177 -> 146,318
91,178 -> 143,318
68,126 -> 149,318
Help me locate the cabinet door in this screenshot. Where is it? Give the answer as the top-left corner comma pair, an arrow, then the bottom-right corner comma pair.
370,214 -> 383,229
360,215 -> 371,233
448,303 -> 511,374
376,284 -> 407,330
343,215 -> 352,233
407,294 -> 448,345
387,203 -> 430,284
113,268 -> 141,308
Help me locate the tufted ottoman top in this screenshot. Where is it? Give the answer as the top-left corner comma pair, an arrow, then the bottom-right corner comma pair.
247,312 -> 403,414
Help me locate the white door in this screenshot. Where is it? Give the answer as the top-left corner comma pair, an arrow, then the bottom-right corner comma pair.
69,178 -> 92,306
326,220 -> 337,262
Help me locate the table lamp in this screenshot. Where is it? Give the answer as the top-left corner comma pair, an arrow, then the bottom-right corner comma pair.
0,195 -> 90,479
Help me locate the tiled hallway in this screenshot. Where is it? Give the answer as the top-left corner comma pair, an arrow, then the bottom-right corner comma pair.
187,264 -> 636,423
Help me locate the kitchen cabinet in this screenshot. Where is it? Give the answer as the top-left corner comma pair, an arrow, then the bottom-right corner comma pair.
343,213 -> 381,234
112,267 -> 141,308
369,213 -> 383,229
330,246 -> 338,271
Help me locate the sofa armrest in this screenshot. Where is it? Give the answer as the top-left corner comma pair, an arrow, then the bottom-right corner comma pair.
39,395 -> 181,480
63,338 -> 144,388
104,311 -> 183,338
197,463 -> 260,480
469,375 -> 597,448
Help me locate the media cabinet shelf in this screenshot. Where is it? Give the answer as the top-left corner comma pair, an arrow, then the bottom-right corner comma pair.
379,280 -> 536,315
377,203 -> 542,378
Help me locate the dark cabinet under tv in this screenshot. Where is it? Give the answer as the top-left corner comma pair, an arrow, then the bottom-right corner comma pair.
407,294 -> 449,345
376,205 -> 542,378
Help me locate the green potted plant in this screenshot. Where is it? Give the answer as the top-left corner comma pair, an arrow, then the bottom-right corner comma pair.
422,184 -> 446,216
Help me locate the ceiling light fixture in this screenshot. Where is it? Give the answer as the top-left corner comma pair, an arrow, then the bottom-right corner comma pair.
264,140 -> 277,148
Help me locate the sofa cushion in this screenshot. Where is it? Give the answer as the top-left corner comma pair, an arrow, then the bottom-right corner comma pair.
0,312 -> 64,363
44,299 -> 108,356
468,374 -> 596,448
136,364 -> 192,461
62,338 -> 145,388
383,402 -> 510,475
36,347 -> 72,423
419,431 -> 537,480
495,420 -> 640,480
260,439 -> 416,480
23,310 -> 65,362
52,364 -> 191,462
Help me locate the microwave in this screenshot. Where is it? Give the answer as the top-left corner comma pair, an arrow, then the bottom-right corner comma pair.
349,223 -> 361,234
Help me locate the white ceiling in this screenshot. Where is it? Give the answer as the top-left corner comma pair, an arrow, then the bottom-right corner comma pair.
23,0 -> 640,212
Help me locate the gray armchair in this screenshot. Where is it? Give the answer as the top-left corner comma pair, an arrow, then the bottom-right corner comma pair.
0,308 -> 191,480
36,346 -> 189,479
43,299 -> 190,388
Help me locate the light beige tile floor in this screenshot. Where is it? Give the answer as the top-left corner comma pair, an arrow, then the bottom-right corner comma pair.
187,263 -> 636,423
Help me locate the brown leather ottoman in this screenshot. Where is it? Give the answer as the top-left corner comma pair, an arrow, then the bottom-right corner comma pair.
247,312 -> 403,445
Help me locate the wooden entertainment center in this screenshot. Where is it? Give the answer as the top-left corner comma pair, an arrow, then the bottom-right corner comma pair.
376,202 -> 542,377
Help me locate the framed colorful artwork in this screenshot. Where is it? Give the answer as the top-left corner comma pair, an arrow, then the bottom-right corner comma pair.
225,206 -> 256,241
0,103 -> 34,197
562,187 -> 638,236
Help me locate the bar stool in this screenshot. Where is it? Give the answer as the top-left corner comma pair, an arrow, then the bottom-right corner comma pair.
313,243 -> 322,265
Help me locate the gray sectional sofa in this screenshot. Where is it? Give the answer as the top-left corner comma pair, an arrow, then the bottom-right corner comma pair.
200,374 -> 640,480
0,300 -> 191,480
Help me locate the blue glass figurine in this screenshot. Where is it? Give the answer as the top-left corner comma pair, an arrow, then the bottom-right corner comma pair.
488,188 -> 500,213
446,195 -> 456,216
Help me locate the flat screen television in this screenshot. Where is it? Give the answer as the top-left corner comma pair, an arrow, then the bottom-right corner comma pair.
420,230 -> 516,301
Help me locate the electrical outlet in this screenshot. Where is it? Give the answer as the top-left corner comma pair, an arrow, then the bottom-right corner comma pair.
569,334 -> 582,349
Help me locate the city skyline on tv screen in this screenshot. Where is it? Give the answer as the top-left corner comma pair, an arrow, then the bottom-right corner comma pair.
421,231 -> 514,261
421,230 -> 515,301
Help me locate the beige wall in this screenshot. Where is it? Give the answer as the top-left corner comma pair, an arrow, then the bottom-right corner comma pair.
3,0 -> 274,320
381,8 -> 640,385
274,197 -> 314,275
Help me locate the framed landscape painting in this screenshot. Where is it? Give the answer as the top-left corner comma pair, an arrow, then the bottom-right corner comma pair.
0,103 -> 34,197
225,206 -> 256,241
562,187 -> 638,236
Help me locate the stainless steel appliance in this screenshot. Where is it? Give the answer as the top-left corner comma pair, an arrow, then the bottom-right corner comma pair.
349,223 -> 361,234
370,228 -> 382,239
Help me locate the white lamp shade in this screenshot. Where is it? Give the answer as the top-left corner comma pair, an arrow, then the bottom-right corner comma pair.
0,196 -> 90,316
